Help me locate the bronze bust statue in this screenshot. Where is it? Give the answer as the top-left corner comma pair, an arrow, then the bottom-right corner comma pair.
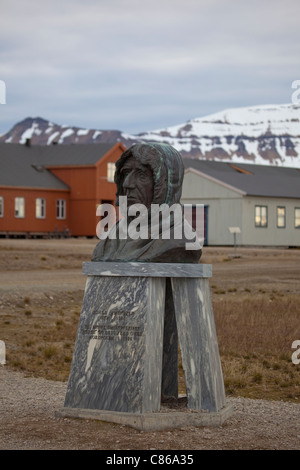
92,142 -> 202,263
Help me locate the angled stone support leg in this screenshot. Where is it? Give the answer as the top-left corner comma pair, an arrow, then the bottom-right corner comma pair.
171,276 -> 226,412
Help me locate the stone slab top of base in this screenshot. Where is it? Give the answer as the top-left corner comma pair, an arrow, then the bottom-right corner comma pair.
55,403 -> 233,432
82,262 -> 212,278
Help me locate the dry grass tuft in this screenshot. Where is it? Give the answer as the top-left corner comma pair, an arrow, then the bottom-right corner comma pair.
213,294 -> 300,401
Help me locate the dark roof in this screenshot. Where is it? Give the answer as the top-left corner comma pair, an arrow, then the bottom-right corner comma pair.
0,152 -> 70,190
37,142 -> 117,166
183,159 -> 300,199
0,142 -> 117,189
0,142 -> 117,165
2,143 -> 299,197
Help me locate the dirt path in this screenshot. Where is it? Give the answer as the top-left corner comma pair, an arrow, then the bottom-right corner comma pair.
0,269 -> 86,293
1,367 -> 300,450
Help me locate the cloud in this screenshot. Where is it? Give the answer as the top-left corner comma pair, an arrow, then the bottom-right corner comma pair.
1,0 -> 300,134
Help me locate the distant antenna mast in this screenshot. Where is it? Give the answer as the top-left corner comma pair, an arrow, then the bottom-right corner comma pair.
228,227 -> 241,258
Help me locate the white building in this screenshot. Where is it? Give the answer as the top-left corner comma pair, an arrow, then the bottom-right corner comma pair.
181,160 -> 300,247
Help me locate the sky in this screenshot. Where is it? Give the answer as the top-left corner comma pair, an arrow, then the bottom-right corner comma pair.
0,0 -> 300,136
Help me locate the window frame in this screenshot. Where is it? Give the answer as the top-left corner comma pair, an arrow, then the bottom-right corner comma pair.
35,198 -> 46,219
295,207 -> 300,229
255,205 -> 268,228
56,199 -> 66,220
276,206 -> 286,229
0,196 -> 3,217
14,197 -> 25,218
107,162 -> 116,183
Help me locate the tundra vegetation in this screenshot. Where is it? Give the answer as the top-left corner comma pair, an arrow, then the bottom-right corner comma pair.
0,239 -> 299,403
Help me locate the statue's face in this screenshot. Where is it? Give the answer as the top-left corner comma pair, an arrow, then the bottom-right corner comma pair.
120,157 -> 154,209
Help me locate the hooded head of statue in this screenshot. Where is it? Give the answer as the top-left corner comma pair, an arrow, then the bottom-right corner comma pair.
92,142 -> 202,263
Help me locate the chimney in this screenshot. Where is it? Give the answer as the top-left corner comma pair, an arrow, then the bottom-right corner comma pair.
25,138 -> 31,147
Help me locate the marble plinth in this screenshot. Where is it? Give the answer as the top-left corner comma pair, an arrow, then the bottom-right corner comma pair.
61,262 -> 229,423
56,402 -> 234,432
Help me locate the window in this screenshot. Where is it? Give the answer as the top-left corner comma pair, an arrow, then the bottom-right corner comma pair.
0,197 -> 3,217
56,199 -> 66,219
277,207 -> 286,228
295,208 -> 300,229
107,162 -> 116,183
15,197 -> 25,218
36,198 -> 46,219
255,205 -> 268,227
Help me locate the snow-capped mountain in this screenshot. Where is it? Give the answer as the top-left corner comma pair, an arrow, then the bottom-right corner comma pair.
1,103 -> 300,167
132,104 -> 300,167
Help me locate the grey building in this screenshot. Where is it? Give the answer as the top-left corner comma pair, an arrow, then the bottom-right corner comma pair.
181,160 -> 300,247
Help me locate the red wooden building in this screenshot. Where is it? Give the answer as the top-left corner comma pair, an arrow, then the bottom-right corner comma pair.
0,142 -> 125,237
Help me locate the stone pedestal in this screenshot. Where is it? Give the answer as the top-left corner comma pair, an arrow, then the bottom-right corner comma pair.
64,270 -> 165,413
57,262 -> 231,429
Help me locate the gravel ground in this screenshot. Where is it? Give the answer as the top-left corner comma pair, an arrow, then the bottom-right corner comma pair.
1,366 -> 300,451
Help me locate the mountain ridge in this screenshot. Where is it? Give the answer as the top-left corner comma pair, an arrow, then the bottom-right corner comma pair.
1,103 -> 300,167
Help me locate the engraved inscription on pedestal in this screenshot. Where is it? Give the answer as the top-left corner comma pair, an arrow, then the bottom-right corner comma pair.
83,321 -> 144,342
64,274 -> 165,414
